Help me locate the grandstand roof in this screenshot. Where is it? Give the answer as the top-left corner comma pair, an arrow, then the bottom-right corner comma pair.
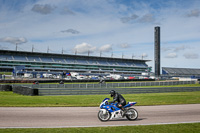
162,67 -> 200,75
0,49 -> 150,62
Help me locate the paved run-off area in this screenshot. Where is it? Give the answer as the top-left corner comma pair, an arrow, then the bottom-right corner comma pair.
0,104 -> 200,128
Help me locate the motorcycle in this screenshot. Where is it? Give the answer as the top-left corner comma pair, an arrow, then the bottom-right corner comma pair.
98,98 -> 138,122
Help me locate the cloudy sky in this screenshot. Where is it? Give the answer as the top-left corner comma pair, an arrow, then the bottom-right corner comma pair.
0,0 -> 200,71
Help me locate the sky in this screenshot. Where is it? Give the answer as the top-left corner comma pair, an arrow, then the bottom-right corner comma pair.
0,0 -> 200,72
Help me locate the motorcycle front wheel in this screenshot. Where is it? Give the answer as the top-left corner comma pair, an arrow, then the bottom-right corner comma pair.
98,109 -> 111,122
125,108 -> 138,121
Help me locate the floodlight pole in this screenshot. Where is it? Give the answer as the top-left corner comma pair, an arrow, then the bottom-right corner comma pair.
132,54 -> 135,59
47,46 -> 49,53
32,45 -> 34,52
15,43 -> 18,51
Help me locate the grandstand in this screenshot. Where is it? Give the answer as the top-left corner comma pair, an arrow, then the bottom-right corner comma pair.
0,50 -> 151,76
162,67 -> 200,77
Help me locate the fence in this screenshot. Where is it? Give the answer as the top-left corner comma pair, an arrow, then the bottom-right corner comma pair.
16,80 -> 196,89
10,80 -> 199,96
37,87 -> 200,95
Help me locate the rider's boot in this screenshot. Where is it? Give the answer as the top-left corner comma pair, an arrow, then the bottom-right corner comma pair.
121,107 -> 127,117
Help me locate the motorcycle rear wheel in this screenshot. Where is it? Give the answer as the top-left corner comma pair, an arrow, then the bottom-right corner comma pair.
126,108 -> 138,121
98,109 -> 111,122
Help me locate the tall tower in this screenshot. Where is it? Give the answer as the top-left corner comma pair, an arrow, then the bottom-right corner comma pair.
154,26 -> 160,77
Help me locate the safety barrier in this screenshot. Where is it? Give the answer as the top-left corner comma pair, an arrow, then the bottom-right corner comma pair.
12,86 -> 38,96
14,80 -> 196,89
1,80 -> 198,96
38,87 -> 200,96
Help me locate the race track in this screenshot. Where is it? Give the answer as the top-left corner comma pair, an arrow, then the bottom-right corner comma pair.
0,104 -> 200,128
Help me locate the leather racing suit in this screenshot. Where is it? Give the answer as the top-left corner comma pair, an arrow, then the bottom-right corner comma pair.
109,92 -> 126,110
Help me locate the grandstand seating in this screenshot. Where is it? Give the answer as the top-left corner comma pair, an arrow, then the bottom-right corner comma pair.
27,56 -> 41,62
97,60 -> 108,65
40,57 -> 53,62
0,53 -> 147,67
65,58 -> 76,64
53,57 -> 65,63
162,67 -> 200,76
87,60 -> 98,65
0,55 -> 13,60
116,62 -> 127,66
125,62 -> 147,67
0,50 -> 149,74
107,61 -> 118,66
14,55 -> 27,61
125,62 -> 135,66
76,59 -> 88,64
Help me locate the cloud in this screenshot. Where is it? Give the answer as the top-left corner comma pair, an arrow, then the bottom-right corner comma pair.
1,0 -> 200,70
61,29 -> 80,34
186,9 -> 200,17
120,43 -> 130,48
141,53 -> 148,58
174,45 -> 186,52
120,14 -> 138,23
99,44 -> 112,52
0,37 -> 27,44
165,53 -> 177,58
120,13 -> 155,24
31,4 -> 56,15
60,7 -> 75,15
74,42 -> 96,54
183,53 -> 199,59
139,13 -> 154,23
162,47 -> 173,52
162,45 -> 187,52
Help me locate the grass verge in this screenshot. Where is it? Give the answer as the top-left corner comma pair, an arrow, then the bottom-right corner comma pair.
0,123 -> 199,133
0,91 -> 200,107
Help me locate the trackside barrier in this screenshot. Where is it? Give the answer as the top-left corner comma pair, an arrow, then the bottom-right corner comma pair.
37,87 -> 200,96
0,84 -> 12,91
12,86 -> 38,96
5,80 -> 198,96
12,80 -> 196,89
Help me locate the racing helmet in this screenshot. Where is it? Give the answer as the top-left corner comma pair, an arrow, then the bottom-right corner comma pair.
110,90 -> 116,97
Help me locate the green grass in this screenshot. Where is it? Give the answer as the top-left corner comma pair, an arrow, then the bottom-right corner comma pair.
0,89 -> 199,133
0,123 -> 199,133
0,91 -> 200,107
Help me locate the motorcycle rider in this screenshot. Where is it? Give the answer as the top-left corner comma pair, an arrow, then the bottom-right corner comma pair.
109,90 -> 127,116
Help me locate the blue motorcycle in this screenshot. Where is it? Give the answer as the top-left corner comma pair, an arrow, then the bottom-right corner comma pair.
98,98 -> 138,121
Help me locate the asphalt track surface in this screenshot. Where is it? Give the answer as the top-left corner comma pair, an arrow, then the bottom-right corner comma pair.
0,104 -> 200,128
